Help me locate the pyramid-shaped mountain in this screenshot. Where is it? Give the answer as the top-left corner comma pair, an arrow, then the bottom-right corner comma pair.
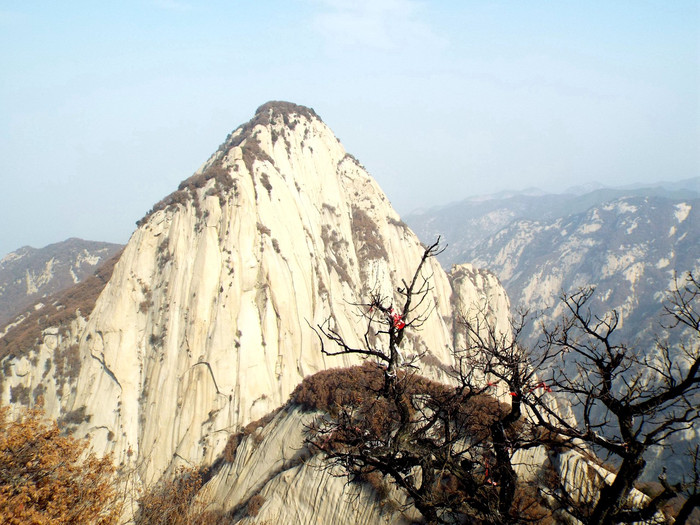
0,101 -> 510,490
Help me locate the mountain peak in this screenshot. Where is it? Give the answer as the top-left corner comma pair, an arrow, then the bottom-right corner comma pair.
225,101 -> 322,151
138,101 -> 335,226
253,101 -> 320,124
0,102 -> 514,519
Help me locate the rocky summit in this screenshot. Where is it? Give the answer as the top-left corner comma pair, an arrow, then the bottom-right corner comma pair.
0,102 -> 511,519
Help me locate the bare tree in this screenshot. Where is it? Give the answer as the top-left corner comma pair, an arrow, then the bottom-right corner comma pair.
523,272 -> 700,524
456,308 -> 556,520
674,445 -> 700,525
310,239 -> 551,524
314,237 -> 444,379
310,239 -> 699,524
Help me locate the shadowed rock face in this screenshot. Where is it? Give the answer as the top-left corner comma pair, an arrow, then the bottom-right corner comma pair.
0,102 -> 511,498
199,404 -> 421,525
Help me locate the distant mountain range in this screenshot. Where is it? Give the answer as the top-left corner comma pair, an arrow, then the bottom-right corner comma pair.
0,238 -> 123,328
406,179 -> 700,480
406,178 -> 699,271
406,179 -> 700,342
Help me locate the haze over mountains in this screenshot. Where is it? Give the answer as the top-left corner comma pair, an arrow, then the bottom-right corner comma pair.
0,103 -> 697,523
405,180 -> 699,344
0,239 -> 123,328
406,178 -> 699,270
406,181 -> 700,482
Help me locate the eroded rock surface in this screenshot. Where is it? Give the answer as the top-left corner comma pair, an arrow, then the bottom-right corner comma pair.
1,103 -> 511,500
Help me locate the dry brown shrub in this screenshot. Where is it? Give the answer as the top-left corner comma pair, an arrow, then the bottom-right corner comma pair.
259,173 -> 272,196
223,407 -> 283,464
386,216 -> 409,231
242,407 -> 282,438
54,343 -> 81,384
293,363 -> 517,523
360,470 -> 390,501
138,160 -> 236,226
57,405 -> 91,432
290,361 -> 385,416
246,494 -> 265,517
9,384 -> 30,404
0,404 -> 121,525
511,484 -> 554,525
223,432 -> 243,463
291,362 -> 502,425
291,362 -> 505,452
351,206 -> 389,262
136,465 -> 229,525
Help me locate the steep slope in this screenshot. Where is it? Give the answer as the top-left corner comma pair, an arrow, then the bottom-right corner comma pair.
0,252 -> 122,421
0,102 -> 511,496
198,405 -> 420,524
0,238 -> 123,327
197,399 -> 659,525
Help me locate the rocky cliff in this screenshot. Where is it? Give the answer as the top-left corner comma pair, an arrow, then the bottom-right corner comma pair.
197,402 -> 662,525
0,102 -> 511,501
467,195 -> 699,342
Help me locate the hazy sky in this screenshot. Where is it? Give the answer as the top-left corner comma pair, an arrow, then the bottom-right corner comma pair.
1,1 -> 698,257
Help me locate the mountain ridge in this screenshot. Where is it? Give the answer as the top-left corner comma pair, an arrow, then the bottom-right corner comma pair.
1,103 -> 691,523
406,187 -> 700,482
0,238 -> 123,328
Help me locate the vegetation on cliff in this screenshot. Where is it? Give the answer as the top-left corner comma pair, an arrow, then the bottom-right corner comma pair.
0,404 -> 121,525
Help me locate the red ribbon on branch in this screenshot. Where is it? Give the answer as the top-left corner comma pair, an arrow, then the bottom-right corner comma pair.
387,307 -> 406,330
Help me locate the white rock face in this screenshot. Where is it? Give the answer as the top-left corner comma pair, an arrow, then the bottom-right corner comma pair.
201,403 -> 660,525
42,102 -> 510,490
200,406 -> 419,524
3,103 -> 664,524
552,449 -> 665,524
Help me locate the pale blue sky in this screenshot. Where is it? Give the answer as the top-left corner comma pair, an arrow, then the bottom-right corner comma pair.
1,1 -> 698,257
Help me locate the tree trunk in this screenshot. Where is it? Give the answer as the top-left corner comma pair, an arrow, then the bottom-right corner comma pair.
491,420 -> 517,517
589,454 -> 646,525
674,492 -> 700,525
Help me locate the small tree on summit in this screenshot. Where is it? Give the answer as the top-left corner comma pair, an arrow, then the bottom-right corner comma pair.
314,237 -> 444,380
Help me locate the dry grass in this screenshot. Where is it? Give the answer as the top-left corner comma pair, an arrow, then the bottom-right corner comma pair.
351,207 -> 388,262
